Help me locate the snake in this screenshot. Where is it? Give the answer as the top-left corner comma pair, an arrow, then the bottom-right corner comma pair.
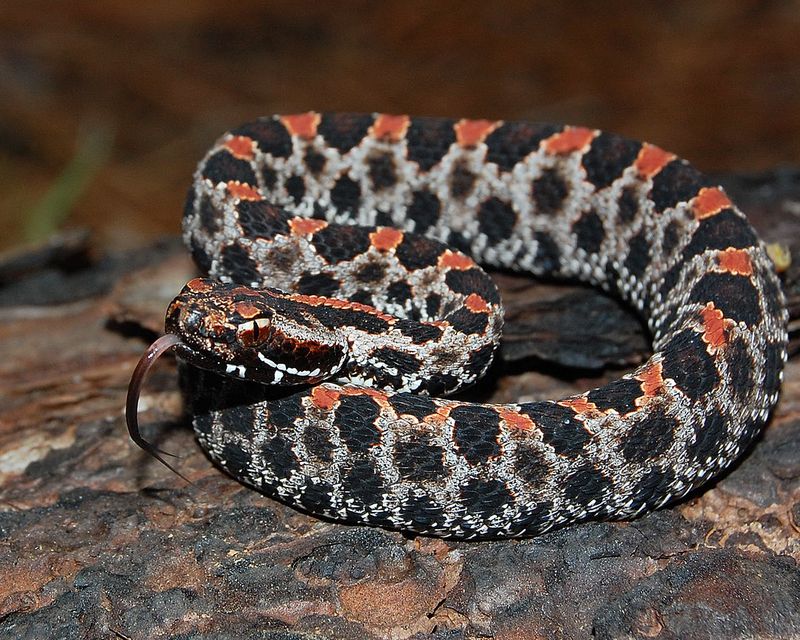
126,112 -> 788,539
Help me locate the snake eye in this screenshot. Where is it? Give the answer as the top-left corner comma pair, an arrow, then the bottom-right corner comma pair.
236,318 -> 271,347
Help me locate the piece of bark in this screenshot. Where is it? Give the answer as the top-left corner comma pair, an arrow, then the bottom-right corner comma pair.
0,170 -> 799,639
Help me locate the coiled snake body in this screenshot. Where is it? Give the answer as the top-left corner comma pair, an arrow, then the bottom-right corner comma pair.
128,113 -> 787,539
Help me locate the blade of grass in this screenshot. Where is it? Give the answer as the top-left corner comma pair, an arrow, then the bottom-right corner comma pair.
24,122 -> 113,243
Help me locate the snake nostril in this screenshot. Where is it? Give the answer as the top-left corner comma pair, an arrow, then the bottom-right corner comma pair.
184,308 -> 204,332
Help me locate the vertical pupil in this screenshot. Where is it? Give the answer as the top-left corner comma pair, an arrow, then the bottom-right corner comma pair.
239,321 -> 260,345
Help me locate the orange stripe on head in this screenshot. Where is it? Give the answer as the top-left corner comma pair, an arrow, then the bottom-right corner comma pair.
225,135 -> 255,160
280,112 -> 320,139
438,250 -> 475,270
717,248 -> 753,276
370,114 -> 411,142
700,302 -> 729,349
227,181 -> 261,200
289,293 -> 396,322
289,217 -> 328,235
310,385 -> 340,411
370,227 -> 404,251
454,118 -> 501,147
558,396 -> 597,415
635,361 -> 664,404
344,302 -> 395,322
288,293 -> 323,306
498,407 -> 534,431
544,127 -> 596,155
464,293 -> 489,313
635,143 -> 676,179
693,187 -> 733,220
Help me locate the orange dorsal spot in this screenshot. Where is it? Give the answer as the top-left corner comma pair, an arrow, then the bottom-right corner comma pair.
718,248 -> 753,276
693,187 -> 733,220
234,302 -> 261,319
428,412 -> 449,428
635,144 -> 676,179
370,114 -> 411,142
289,217 -> 328,235
359,388 -> 388,401
558,396 -> 597,415
310,385 -> 340,411
227,181 -> 261,201
280,112 -> 320,139
344,386 -> 390,408
700,302 -> 729,349
544,127 -> 596,155
454,118 -> 501,147
409,406 -> 447,428
370,227 -> 404,251
636,361 -> 665,402
438,250 -> 475,270
464,293 -> 489,313
498,408 -> 535,431
225,135 -> 255,160
434,404 -> 454,421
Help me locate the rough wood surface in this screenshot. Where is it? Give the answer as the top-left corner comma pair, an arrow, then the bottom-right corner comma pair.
1,170 -> 799,639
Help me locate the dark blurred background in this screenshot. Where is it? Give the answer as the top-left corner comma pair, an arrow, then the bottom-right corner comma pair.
1,1 -> 798,251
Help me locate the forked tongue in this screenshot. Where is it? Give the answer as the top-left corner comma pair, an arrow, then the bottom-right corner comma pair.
125,333 -> 191,483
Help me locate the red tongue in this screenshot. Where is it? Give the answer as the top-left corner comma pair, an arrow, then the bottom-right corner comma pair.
125,333 -> 191,483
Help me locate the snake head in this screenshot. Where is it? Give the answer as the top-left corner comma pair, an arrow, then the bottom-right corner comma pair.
164,278 -> 348,386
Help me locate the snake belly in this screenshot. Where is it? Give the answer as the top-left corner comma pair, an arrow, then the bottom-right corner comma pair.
180,112 -> 787,539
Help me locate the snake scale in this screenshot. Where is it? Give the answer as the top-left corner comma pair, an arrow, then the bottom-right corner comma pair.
127,112 -> 787,539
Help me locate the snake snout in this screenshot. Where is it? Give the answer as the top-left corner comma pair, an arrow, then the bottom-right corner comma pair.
166,296 -> 235,345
